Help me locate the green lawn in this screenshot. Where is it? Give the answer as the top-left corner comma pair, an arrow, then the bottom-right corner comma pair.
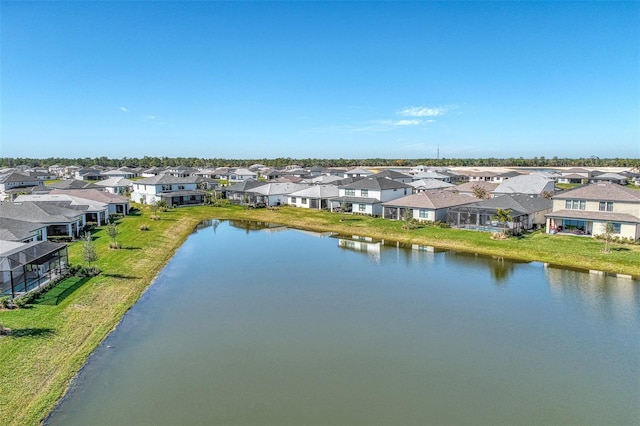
1,203 -> 638,425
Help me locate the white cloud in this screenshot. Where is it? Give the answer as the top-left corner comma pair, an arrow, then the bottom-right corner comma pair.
145,115 -> 156,120
120,106 -> 128,112
398,106 -> 446,117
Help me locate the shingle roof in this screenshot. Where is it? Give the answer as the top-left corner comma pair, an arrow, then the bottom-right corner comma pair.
0,201 -> 83,223
382,191 -> 476,209
288,185 -> 340,199
464,194 -> 552,215
340,176 -> 412,191
493,174 -> 555,195
554,182 -> 640,202
50,189 -> 129,204
135,175 -> 200,185
48,179 -> 100,190
0,217 -> 46,241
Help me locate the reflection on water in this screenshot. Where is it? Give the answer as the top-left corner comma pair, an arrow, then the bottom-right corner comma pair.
546,265 -> 639,325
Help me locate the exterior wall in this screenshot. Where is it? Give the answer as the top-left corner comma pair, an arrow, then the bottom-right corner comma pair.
288,196 -> 316,209
379,188 -> 410,202
592,221 -> 638,241
352,203 -> 376,216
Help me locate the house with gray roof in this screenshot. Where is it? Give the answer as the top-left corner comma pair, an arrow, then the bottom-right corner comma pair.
247,182 -> 309,207
50,189 -> 130,216
545,182 -> 640,240
92,177 -> 134,195
329,176 -> 412,216
0,171 -> 44,200
344,167 -> 374,179
372,170 -> 413,183
0,201 -> 84,238
589,173 -> 629,185
447,194 -> 552,233
410,178 -> 456,192
15,193 -> 110,226
493,174 -> 556,196
288,185 -> 340,209
382,190 -> 476,222
131,175 -> 207,206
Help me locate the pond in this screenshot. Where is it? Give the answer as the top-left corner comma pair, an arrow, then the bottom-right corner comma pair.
47,220 -> 640,425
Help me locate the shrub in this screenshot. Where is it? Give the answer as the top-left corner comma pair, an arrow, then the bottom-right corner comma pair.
0,296 -> 12,309
139,223 -> 150,231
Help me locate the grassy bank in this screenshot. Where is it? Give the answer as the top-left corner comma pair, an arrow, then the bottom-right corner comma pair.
1,203 -> 639,425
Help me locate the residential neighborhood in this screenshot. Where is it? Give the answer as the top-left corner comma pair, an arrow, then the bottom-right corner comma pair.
2,162 -> 639,299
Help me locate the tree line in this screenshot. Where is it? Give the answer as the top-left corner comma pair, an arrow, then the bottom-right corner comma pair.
0,156 -> 638,170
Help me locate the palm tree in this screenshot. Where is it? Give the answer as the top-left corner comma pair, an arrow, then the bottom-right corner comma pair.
493,208 -> 513,236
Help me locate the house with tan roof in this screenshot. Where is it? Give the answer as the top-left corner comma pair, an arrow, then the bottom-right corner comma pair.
545,182 -> 640,240
382,190 -> 476,221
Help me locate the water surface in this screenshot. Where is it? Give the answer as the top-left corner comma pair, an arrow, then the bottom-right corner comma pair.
48,220 -> 640,425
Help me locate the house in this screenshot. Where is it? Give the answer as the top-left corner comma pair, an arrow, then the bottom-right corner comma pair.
372,170 -> 413,183
410,179 -> 456,192
222,180 -> 267,204
74,168 -> 104,181
620,170 -> 640,186
411,171 -> 452,183
0,201 -> 84,238
589,173 -> 629,185
163,166 -> 199,177
14,193 -> 111,226
0,239 -> 69,298
344,167 -> 374,179
464,170 -> 521,183
447,194 -> 552,233
131,175 -> 207,206
492,174 -> 556,196
557,168 -> 594,184
382,190 -> 476,222
247,182 -> 309,207
0,171 -> 44,200
288,185 -> 340,209
141,167 -> 166,177
50,189 -> 130,216
93,177 -> 134,195
329,176 -> 412,216
545,182 -> 640,241
228,168 -> 258,183
101,168 -> 137,179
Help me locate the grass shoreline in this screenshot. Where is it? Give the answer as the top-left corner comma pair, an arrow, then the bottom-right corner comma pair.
1,204 -> 639,425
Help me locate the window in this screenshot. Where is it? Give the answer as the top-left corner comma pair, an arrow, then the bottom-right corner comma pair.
162,185 -> 171,191
599,201 -> 614,212
345,189 -> 355,196
290,197 -> 296,203
359,203 -> 366,212
565,199 -> 585,210
178,185 -> 185,190
302,198 -> 307,204
360,189 -> 368,197
611,222 -> 621,233
419,209 -> 429,219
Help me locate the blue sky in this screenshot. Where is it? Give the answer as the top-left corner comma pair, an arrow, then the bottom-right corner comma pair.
1,1 -> 638,159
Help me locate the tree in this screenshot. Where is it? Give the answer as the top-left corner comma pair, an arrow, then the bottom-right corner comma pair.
471,184 -> 490,199
81,232 -> 98,268
106,220 -> 120,249
602,221 -> 616,253
493,209 -> 513,236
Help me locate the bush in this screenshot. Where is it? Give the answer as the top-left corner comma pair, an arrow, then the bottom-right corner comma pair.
0,296 -> 13,309
139,223 -> 150,231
